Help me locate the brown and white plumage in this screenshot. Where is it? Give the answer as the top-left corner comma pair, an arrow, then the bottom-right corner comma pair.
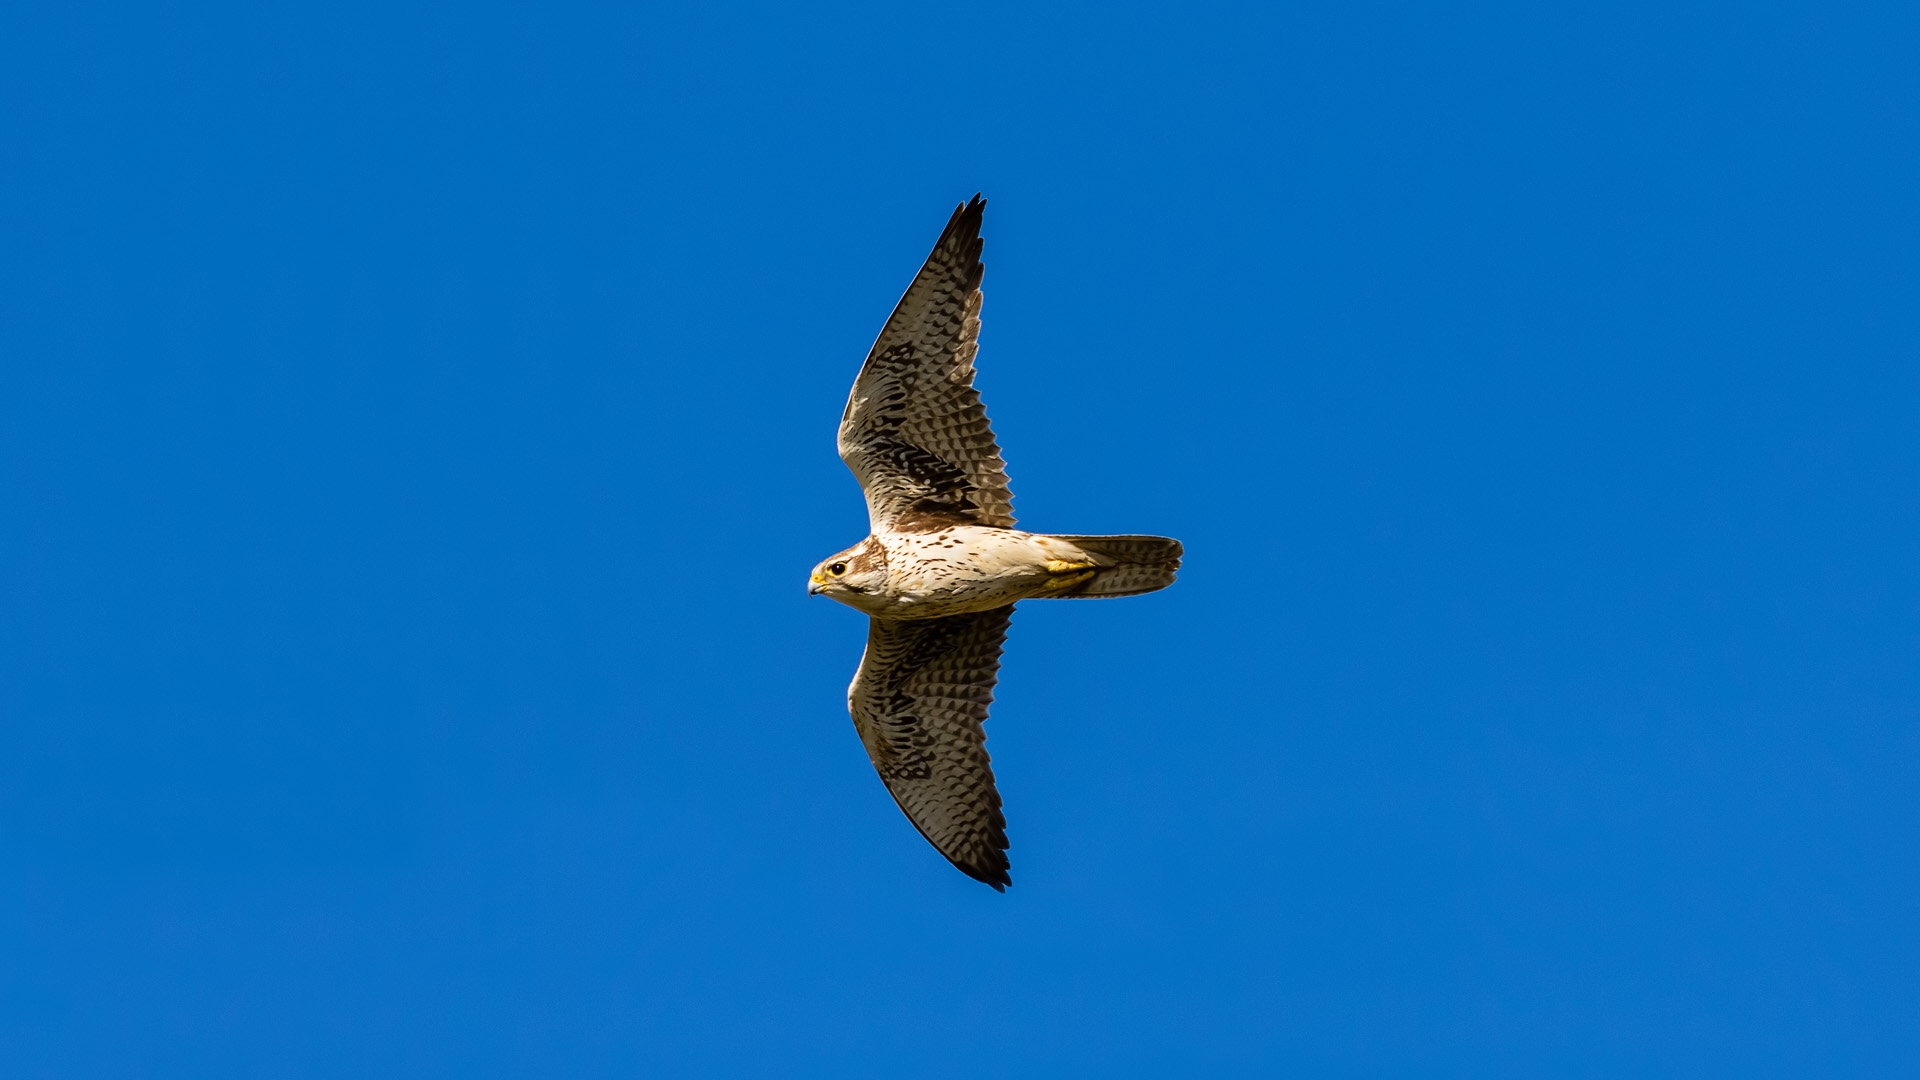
811,196 -> 1182,890
849,607 -> 1013,888
837,196 -> 1014,532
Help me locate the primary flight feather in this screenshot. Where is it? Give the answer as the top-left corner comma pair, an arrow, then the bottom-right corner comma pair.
809,196 -> 1183,890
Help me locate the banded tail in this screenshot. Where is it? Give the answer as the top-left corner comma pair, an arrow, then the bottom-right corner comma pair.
1037,534 -> 1184,599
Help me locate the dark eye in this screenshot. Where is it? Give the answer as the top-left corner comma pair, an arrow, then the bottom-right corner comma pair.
829,562 -> 847,575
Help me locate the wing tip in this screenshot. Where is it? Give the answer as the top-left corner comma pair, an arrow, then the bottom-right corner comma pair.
963,860 -> 1012,891
904,194 -> 986,296
941,193 -> 988,250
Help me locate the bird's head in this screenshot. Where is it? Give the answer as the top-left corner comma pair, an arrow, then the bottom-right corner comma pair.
808,538 -> 888,607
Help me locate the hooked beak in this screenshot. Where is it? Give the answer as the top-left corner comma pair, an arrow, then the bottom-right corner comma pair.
807,578 -> 825,597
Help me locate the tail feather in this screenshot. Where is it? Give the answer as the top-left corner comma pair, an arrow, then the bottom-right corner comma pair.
1036,534 -> 1183,599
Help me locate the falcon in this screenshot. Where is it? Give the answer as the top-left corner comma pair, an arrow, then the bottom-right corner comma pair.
809,195 -> 1183,890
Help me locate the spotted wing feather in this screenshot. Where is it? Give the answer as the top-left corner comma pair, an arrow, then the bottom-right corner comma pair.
838,196 -> 1015,532
847,607 -> 1014,889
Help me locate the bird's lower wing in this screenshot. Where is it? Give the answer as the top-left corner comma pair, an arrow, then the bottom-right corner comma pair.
848,607 -> 1014,889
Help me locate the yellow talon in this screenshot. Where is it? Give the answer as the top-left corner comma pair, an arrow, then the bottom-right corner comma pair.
1041,568 -> 1098,591
1042,559 -> 1096,574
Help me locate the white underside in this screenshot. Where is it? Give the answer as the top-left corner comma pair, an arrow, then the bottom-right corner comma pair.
834,527 -> 1092,620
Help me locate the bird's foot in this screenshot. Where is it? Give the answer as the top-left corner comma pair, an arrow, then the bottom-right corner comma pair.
1040,560 -> 1098,591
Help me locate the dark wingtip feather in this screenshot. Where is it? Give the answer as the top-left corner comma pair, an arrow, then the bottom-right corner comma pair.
929,194 -> 987,293
952,836 -> 1011,891
952,845 -> 1011,890
940,194 -> 986,241
966,863 -> 1012,891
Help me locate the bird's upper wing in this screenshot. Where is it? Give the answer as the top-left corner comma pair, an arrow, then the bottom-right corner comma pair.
848,606 -> 1014,889
838,196 -> 1015,532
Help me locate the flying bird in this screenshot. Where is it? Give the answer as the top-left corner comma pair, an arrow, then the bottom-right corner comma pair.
809,196 -> 1183,890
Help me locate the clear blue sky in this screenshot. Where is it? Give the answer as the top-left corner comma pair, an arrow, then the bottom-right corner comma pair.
3,2 -> 1916,1076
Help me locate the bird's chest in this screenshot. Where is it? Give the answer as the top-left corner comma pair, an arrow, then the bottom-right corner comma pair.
871,529 -> 1042,618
